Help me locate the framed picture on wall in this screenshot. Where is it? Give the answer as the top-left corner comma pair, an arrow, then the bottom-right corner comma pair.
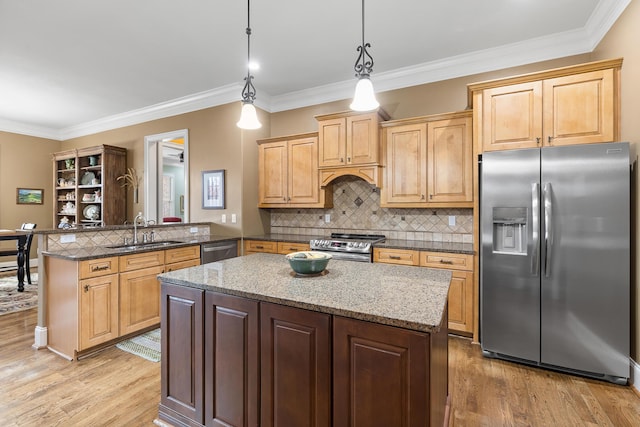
202,170 -> 225,209
16,188 -> 44,205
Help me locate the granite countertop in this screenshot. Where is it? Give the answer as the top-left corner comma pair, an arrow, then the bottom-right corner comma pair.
42,235 -> 240,260
158,253 -> 451,333
244,234 -> 474,255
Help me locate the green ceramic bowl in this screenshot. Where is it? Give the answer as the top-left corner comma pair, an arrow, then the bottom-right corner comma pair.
285,251 -> 332,275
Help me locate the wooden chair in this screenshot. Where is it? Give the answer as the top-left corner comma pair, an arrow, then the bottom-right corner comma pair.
0,223 -> 37,284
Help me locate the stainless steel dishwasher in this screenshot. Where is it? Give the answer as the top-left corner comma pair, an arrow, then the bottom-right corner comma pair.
201,240 -> 238,264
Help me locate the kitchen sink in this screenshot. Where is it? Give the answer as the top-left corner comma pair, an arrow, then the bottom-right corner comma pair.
106,240 -> 184,250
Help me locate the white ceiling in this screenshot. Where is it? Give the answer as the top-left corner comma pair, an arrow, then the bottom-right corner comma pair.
0,0 -> 630,140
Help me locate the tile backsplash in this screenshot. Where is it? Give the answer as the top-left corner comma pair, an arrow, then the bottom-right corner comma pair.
270,176 -> 473,243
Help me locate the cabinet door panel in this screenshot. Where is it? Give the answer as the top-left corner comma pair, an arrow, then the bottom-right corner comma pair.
482,81 -> 543,151
79,274 -> 119,350
289,136 -> 319,203
427,116 -> 473,202
318,118 -> 346,167
384,123 -> 427,203
259,141 -> 288,205
347,113 -> 378,165
333,316 -> 429,427
543,69 -> 615,146
447,271 -> 474,334
205,292 -> 259,427
119,265 -> 164,335
261,303 -> 331,427
160,284 -> 204,424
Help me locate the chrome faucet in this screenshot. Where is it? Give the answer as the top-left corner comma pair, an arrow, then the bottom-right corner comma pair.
133,212 -> 146,244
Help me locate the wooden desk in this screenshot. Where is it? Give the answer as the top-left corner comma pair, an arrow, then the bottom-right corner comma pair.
0,230 -> 28,292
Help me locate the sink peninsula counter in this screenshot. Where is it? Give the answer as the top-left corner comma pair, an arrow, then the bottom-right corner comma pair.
158,253 -> 451,427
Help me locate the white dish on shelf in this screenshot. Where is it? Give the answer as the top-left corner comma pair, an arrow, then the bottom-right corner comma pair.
83,204 -> 100,220
81,171 -> 96,185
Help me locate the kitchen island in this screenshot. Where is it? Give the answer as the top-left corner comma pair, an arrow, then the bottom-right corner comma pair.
157,253 -> 452,427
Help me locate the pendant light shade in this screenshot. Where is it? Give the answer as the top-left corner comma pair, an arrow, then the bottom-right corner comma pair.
350,75 -> 379,111
350,0 -> 379,112
237,0 -> 262,129
236,102 -> 262,129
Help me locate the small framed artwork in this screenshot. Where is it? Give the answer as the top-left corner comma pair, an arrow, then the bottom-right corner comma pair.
202,170 -> 225,209
16,188 -> 44,205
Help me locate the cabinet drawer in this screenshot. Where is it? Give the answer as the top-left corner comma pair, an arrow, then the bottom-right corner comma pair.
165,245 -> 200,264
420,251 -> 473,271
277,241 -> 311,255
244,240 -> 277,254
79,256 -> 119,279
166,258 -> 201,273
373,248 -> 420,266
119,250 -> 165,272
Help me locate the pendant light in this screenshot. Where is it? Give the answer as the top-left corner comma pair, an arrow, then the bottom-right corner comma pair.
350,0 -> 379,112
236,0 -> 262,129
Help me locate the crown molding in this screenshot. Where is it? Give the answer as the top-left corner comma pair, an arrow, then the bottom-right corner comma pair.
0,118 -> 61,140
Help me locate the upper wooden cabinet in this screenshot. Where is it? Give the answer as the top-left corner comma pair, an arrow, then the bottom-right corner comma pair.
380,110 -> 473,207
257,133 -> 331,208
316,110 -> 389,187
469,58 -> 622,152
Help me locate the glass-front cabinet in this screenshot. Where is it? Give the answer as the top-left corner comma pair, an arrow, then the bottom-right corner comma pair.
53,145 -> 127,227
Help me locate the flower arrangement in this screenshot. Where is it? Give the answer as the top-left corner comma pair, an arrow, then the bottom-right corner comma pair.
117,167 -> 141,203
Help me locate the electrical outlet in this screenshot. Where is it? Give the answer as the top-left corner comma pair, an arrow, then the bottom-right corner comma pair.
231,214 -> 237,223
60,234 -> 76,243
221,214 -> 226,223
449,216 -> 456,226
190,227 -> 198,233
324,214 -> 331,223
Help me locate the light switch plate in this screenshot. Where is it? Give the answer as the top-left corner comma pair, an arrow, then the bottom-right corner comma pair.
231,214 -> 237,223
221,214 -> 226,223
324,214 -> 331,223
190,227 -> 198,233
448,216 -> 456,227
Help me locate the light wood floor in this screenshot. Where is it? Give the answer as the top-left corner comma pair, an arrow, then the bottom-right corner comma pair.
2,308 -> 639,426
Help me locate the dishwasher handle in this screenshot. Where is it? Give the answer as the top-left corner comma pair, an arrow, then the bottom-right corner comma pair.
202,243 -> 237,252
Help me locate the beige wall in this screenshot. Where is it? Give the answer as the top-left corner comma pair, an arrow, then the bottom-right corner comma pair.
58,103 -> 269,237
592,0 -> 640,362
0,131 -> 60,258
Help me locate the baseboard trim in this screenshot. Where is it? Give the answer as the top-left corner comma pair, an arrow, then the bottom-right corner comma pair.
632,358 -> 640,394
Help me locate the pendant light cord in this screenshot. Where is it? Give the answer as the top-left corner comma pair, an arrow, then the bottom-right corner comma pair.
246,0 -> 251,73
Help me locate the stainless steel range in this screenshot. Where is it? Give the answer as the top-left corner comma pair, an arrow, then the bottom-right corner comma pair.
310,233 -> 386,262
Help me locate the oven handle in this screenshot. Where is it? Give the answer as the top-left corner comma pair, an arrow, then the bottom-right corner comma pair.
310,250 -> 372,262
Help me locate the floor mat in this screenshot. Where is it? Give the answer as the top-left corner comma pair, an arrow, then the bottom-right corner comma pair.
115,328 -> 161,362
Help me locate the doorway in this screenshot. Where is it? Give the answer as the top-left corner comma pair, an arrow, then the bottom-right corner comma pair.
144,129 -> 189,224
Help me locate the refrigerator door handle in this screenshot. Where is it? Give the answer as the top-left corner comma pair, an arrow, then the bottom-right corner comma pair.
543,183 -> 554,277
531,183 -> 540,276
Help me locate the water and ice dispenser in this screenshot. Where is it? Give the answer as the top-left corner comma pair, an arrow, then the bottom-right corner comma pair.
492,207 -> 527,255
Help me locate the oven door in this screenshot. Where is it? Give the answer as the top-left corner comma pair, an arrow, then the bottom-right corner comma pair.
311,250 -> 372,263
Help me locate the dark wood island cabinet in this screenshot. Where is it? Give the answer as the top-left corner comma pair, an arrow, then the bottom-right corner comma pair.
157,254 -> 451,427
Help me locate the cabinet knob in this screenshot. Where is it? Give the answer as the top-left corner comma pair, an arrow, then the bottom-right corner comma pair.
548,136 -> 553,144
421,194 -> 425,200
347,157 -> 351,163
429,194 -> 433,200
536,137 -> 541,144
84,284 -> 90,293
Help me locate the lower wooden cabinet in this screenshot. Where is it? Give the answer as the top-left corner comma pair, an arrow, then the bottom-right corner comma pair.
160,283 -> 204,425
244,239 -> 277,255
79,273 -> 119,350
159,286 -> 448,427
373,247 -> 475,336
333,316 -> 448,427
261,302 -> 331,427
46,245 -> 201,360
204,292 -> 259,427
119,265 -> 164,335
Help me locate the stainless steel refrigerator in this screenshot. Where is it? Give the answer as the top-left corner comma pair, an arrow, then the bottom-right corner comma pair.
480,142 -> 633,384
